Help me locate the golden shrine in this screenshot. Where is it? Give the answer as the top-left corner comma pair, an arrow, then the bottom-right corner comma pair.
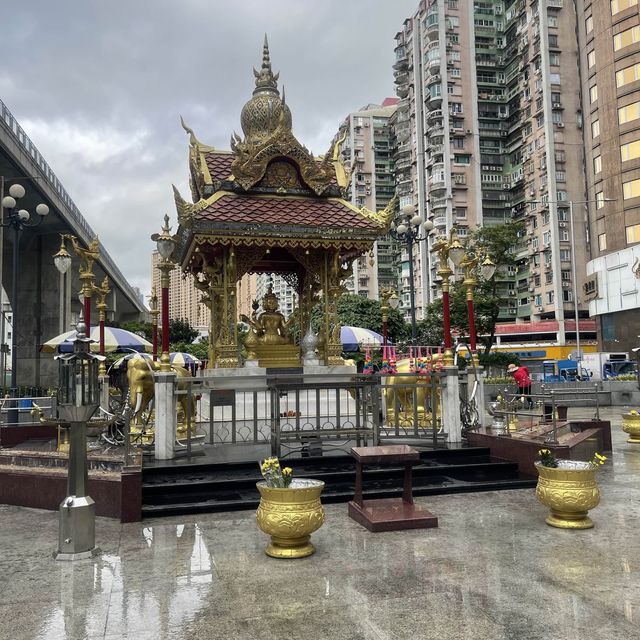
172,38 -> 395,368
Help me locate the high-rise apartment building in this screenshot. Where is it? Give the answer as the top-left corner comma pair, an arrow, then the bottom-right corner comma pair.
394,0 -> 589,346
579,0 -> 640,352
151,251 -> 211,333
334,101 -> 399,299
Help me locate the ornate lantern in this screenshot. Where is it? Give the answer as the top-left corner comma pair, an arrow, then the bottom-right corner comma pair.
53,316 -> 104,561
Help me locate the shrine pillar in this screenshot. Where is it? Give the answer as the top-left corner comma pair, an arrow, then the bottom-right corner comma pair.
216,246 -> 239,368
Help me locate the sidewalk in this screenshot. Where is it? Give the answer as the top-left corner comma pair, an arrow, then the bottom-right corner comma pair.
0,406 -> 639,639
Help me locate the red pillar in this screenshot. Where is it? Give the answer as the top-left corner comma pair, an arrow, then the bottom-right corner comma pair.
162,285 -> 170,355
99,316 -> 105,356
84,295 -> 91,333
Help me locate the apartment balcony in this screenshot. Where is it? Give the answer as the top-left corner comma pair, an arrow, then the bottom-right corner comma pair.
393,58 -> 408,71
394,72 -> 409,86
396,86 -> 409,99
428,56 -> 441,71
433,215 -> 447,228
426,94 -> 442,109
427,109 -> 443,122
430,197 -> 447,211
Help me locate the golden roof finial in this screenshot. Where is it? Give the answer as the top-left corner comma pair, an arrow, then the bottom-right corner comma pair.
253,34 -> 280,95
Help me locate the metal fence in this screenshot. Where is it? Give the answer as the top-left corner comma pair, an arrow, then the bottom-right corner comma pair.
176,371 -> 450,457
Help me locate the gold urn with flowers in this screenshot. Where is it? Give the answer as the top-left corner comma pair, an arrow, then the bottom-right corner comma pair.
256,458 -> 325,559
622,410 -> 640,443
535,449 -> 605,529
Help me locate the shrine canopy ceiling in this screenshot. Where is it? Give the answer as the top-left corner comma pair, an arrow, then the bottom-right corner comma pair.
172,36 -> 395,269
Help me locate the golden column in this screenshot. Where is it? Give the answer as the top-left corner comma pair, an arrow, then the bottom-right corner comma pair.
94,276 -> 111,375
431,229 -> 465,367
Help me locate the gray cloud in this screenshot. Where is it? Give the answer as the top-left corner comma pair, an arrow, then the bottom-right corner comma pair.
1,0 -> 416,298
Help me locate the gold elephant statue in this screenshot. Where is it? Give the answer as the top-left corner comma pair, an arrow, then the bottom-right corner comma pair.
383,356 -> 442,428
126,356 -> 197,439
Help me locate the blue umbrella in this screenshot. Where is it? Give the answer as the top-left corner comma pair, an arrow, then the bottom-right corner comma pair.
42,326 -> 153,354
340,326 -> 388,352
170,352 -> 201,367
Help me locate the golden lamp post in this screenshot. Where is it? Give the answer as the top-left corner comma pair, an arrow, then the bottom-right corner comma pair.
459,251 -> 496,366
149,287 -> 160,362
151,215 -> 177,373
379,287 -> 400,350
53,234 -> 110,363
431,228 -> 465,367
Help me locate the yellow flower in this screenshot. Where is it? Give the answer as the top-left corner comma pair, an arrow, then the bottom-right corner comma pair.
595,453 -> 606,461
539,449 -> 550,455
631,410 -> 639,415
282,467 -> 293,475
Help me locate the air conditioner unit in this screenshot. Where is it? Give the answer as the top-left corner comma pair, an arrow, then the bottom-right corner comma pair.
536,305 -> 544,311
508,308 -> 517,315
509,291 -> 516,296
529,286 -> 535,292
365,189 -> 371,195
563,282 -> 571,288
365,179 -> 371,184
557,122 -> 564,128
552,102 -> 561,109
559,222 -> 567,228
466,129 -> 473,134
503,183 -> 511,189
364,121 -> 370,127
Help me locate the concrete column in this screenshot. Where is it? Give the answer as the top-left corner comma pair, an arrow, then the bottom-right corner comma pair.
441,367 -> 462,445
154,372 -> 177,460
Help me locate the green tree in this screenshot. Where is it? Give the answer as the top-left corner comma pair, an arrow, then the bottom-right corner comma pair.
422,221 -> 523,355
308,294 -> 409,344
168,318 -> 199,344
114,320 -> 154,342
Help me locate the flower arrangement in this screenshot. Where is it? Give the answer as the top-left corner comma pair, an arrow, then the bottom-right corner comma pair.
537,448 -> 607,470
259,457 -> 293,488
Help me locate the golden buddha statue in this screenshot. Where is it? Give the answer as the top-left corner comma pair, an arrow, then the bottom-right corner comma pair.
240,288 -> 299,367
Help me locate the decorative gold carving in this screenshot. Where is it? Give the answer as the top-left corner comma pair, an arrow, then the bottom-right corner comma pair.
359,195 -> 398,232
261,161 -> 300,191
256,481 -> 325,558
622,412 -> 640,443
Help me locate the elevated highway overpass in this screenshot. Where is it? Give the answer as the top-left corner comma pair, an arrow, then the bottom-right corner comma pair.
0,98 -> 145,388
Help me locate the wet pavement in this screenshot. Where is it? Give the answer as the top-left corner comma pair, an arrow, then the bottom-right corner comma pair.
1,406 -> 640,639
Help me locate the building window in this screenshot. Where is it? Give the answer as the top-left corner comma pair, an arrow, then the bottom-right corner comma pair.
619,102 -> 640,124
614,25 -> 640,51
611,0 -> 638,15
455,207 -> 467,218
560,230 -> 570,241
616,63 -> 640,88
598,233 -> 607,251
627,223 -> 640,243
587,51 -> 596,68
590,85 -> 598,103
560,249 -> 571,261
549,53 -> 560,66
623,178 -> 640,199
556,170 -> 566,182
552,111 -> 563,124
621,140 -> 640,162
586,16 -> 593,34
594,155 -> 602,173
453,154 -> 470,164
596,191 -> 605,208
592,119 -> 600,138
547,291 -> 555,304
534,294 -> 542,306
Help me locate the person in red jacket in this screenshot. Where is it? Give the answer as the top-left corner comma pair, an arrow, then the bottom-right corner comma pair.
507,363 -> 533,408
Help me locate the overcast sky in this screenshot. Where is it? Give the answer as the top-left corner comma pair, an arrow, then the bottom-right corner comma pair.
1,0 -> 417,302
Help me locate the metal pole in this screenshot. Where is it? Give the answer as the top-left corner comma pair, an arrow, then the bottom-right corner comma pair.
8,220 -> 19,425
407,235 -> 417,346
569,201 -> 581,363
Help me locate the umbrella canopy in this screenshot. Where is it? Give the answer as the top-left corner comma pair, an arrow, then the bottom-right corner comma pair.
170,352 -> 201,367
110,352 -> 154,371
42,326 -> 153,354
340,326 -> 388,352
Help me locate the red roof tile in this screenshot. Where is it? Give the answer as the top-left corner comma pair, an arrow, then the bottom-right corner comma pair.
196,193 -> 379,231
205,152 -> 234,181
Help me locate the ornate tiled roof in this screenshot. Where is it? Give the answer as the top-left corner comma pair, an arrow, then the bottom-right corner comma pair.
205,152 -> 234,181
195,193 -> 380,232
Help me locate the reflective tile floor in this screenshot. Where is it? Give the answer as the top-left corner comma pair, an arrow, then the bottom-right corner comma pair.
2,406 -> 640,639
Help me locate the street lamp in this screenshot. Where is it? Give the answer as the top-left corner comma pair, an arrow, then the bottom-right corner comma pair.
459,251 -> 496,365
53,314 -> 104,561
390,204 -> 435,345
529,197 -> 615,363
380,287 -> 400,349
0,184 -> 49,417
151,215 -> 177,372
54,235 -> 110,362
431,228 -> 465,367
